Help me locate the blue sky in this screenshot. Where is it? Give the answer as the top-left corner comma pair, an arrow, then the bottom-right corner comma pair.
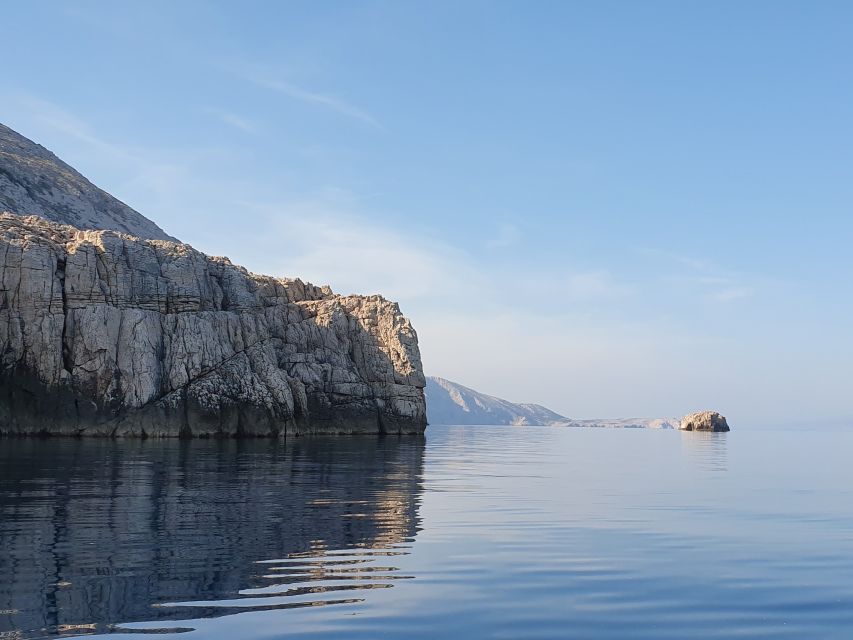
3,1 -> 851,425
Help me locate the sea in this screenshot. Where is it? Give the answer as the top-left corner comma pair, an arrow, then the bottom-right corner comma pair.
1,424 -> 852,639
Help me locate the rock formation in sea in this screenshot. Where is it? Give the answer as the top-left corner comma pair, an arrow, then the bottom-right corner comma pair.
0,124 -> 426,436
679,411 -> 730,432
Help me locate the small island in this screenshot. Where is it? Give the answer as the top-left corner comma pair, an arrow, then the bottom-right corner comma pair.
679,411 -> 730,432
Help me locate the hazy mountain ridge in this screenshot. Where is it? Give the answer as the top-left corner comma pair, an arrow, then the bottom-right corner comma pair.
426,376 -> 568,425
426,376 -> 678,429
0,123 -> 175,241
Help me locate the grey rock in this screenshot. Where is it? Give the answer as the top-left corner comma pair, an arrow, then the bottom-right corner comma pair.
679,411 -> 730,432
0,123 -> 176,241
0,213 -> 426,436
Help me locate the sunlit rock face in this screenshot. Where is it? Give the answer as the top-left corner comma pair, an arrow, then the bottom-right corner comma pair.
679,411 -> 730,432
0,123 -> 176,241
0,214 -> 426,436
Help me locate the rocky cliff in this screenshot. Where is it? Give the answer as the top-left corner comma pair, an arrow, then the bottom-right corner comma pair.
0,213 -> 426,436
0,123 -> 175,241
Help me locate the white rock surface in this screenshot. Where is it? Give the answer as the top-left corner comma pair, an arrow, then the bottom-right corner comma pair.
0,214 -> 426,436
679,411 -> 730,432
0,123 -> 175,241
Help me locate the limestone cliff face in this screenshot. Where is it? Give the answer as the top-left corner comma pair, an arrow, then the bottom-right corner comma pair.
0,213 -> 426,436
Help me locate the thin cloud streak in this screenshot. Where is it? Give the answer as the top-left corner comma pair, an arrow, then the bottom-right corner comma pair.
203,107 -> 257,134
639,246 -> 758,304
711,286 -> 755,302
250,76 -> 382,129
7,93 -> 138,163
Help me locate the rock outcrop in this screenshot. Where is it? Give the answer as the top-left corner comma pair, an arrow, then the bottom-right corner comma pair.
0,213 -> 426,436
679,411 -> 730,432
0,123 -> 175,241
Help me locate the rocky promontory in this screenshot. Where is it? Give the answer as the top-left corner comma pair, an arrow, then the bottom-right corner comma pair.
0,122 -> 426,437
0,214 -> 426,436
679,411 -> 730,432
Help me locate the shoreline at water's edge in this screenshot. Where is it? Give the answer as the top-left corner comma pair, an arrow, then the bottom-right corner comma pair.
0,424 -> 428,438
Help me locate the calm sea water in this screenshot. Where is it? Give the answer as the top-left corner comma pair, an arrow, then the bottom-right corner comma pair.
2,425 -> 852,639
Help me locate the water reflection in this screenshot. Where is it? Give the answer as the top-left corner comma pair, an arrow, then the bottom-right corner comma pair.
679,430 -> 728,472
0,437 -> 424,638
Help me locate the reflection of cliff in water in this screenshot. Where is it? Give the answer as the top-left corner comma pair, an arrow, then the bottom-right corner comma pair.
0,436 -> 424,637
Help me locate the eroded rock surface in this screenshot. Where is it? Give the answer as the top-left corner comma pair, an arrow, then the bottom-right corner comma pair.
679,411 -> 730,432
0,213 -> 426,436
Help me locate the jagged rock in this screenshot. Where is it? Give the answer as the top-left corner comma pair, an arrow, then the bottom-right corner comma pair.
0,123 -> 175,241
679,411 -> 730,432
0,213 -> 426,436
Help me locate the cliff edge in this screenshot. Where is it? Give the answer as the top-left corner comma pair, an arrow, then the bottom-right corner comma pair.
0,213 -> 426,436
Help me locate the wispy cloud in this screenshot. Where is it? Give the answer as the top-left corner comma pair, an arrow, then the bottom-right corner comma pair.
227,196 -> 638,312
248,76 -> 382,129
202,107 -> 257,134
639,246 -> 757,304
231,198 -> 479,301
562,270 -> 632,300
7,93 -> 137,163
711,286 -> 754,302
486,222 -> 521,249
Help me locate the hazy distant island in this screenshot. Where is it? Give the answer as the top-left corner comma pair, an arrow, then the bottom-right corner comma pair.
0,123 -> 426,436
425,376 -> 724,430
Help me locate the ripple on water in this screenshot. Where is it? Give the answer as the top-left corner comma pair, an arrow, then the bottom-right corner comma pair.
3,426 -> 853,639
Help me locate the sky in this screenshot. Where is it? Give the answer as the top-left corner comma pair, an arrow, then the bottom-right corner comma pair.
3,1 -> 851,426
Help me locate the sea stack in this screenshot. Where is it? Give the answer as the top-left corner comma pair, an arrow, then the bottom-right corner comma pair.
679,411 -> 730,432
